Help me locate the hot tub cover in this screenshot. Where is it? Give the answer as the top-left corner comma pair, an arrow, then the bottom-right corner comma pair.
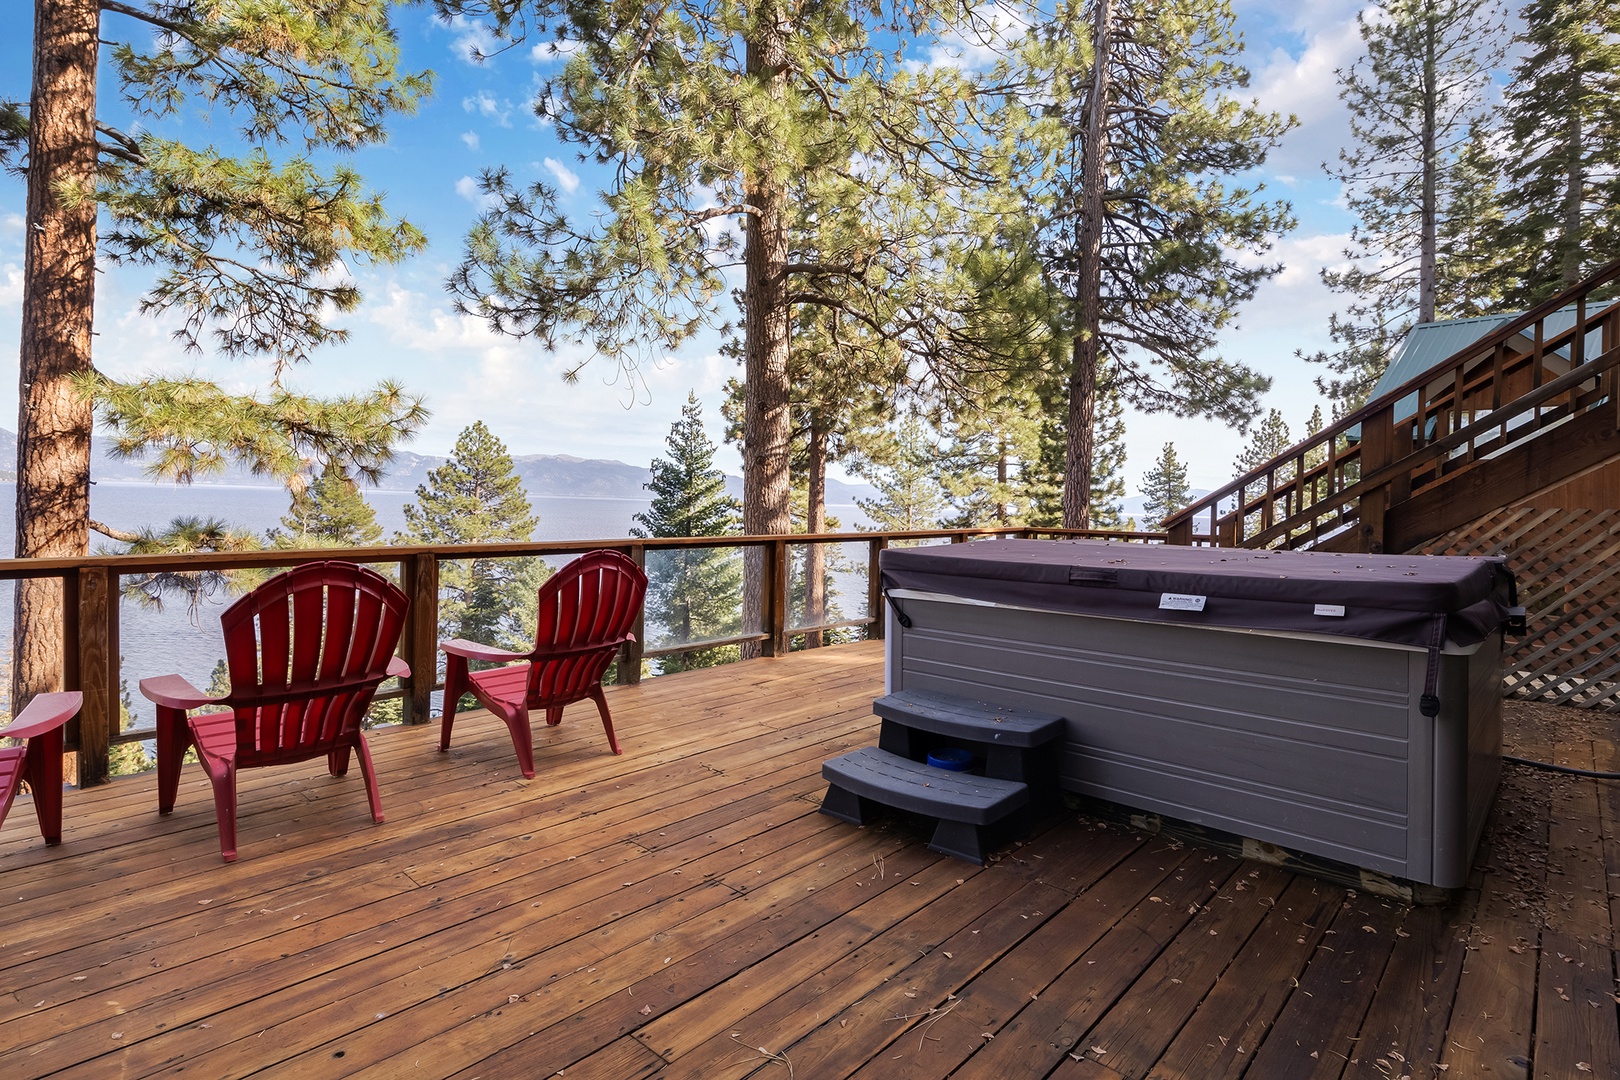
880,538 -> 1518,661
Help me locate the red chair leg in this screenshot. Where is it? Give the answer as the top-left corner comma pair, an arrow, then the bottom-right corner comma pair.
352,735 -> 385,824
328,745 -> 352,777
25,725 -> 64,844
440,656 -> 468,753
155,706 -> 191,815
203,760 -> 240,863
498,703 -> 537,780
587,686 -> 622,755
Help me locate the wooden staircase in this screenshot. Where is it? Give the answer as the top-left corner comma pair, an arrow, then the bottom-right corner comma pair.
1164,261 -> 1620,554
1162,261 -> 1620,711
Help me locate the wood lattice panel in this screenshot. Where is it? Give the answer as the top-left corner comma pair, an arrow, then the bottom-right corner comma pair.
1412,507 -> 1620,710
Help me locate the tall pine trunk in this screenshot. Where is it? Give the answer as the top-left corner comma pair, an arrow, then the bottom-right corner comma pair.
803,418 -> 827,649
1419,10 -> 1437,323
14,0 -> 98,721
1560,83 -> 1583,290
995,435 -> 1010,524
1064,0 -> 1112,530
740,10 -> 793,657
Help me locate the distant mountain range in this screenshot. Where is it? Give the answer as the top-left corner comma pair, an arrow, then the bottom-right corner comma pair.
0,429 -> 877,505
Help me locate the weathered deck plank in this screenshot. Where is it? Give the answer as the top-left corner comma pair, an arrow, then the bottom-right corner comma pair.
0,644 -> 1614,1079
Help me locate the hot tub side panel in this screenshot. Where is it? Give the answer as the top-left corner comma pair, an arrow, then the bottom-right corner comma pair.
1429,635 -> 1503,887
889,596 -> 1464,883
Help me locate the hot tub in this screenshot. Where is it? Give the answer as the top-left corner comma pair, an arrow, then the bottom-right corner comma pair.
879,539 -> 1519,889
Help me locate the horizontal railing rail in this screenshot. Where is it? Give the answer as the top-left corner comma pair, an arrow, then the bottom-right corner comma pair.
1163,260 -> 1620,550
0,525 -> 1163,786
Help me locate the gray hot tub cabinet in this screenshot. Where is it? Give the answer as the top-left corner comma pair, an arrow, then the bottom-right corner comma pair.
880,539 -> 1518,890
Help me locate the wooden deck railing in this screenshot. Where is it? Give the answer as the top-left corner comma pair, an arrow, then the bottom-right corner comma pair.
1163,261 -> 1620,552
0,525 -> 1163,787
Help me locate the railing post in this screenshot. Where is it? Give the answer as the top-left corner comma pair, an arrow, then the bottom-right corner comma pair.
398,553 -> 440,724
867,537 -> 888,641
71,567 -> 114,787
1357,411 -> 1395,553
764,538 -> 789,658
619,544 -> 645,684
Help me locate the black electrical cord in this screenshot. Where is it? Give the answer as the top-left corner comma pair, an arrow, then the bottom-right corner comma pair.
1502,754 -> 1620,781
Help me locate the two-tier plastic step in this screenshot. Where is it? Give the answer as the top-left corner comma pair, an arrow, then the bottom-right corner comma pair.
874,690 -> 1065,790
821,747 -> 1028,863
820,689 -> 1066,864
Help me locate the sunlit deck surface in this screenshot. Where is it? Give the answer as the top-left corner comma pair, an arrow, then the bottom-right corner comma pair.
2,640 -> 1618,1079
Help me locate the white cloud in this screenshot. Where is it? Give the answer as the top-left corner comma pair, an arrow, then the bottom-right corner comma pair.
0,263 -> 22,306
461,131 -> 480,152
1,212 -> 23,233
444,15 -> 503,66
924,4 -> 1028,70
542,157 -> 581,194
1118,227 -> 1355,491
530,39 -> 579,65
355,279 -> 739,467
455,175 -> 498,211
1249,10 -> 1366,178
461,90 -> 513,128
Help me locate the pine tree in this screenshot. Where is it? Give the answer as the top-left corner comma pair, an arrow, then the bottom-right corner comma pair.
631,395 -> 744,673
1308,0 -> 1506,408
436,0 -> 1046,563
1437,127 -> 1513,318
1232,408 -> 1294,539
107,517 -> 265,613
938,388 -> 1046,529
791,309 -> 906,648
108,678 -> 151,777
854,415 -> 948,533
1088,366 -> 1130,530
397,423 -> 547,651
272,462 -> 383,549
1233,410 -> 1295,476
1140,443 -> 1193,524
2,1 -> 428,719
1013,0 -> 1294,527
1486,0 -> 1620,304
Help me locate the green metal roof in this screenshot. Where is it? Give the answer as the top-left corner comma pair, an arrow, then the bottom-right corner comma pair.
1368,305 -> 1590,421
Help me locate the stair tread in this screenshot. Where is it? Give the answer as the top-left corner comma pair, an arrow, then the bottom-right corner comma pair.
822,747 -> 1028,824
875,689 -> 1065,747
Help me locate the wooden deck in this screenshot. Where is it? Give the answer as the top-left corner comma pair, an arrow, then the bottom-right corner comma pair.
1,641 -> 1616,1079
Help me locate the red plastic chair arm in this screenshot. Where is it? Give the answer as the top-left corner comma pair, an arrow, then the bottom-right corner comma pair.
0,691 -> 82,741
387,656 -> 410,679
440,639 -> 531,663
139,674 -> 225,711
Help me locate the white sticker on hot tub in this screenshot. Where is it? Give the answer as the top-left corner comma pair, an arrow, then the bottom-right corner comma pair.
1159,593 -> 1207,611
1314,604 -> 1347,617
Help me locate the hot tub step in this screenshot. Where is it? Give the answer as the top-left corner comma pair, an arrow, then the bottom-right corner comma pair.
820,747 -> 1030,864
874,689 -> 1065,747
874,690 -> 1065,802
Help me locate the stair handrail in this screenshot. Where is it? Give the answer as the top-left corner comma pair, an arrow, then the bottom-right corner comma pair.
1235,340 -> 1620,550
1164,259 -> 1620,546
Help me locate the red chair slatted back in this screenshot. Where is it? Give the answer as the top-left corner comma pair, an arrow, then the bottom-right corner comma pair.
524,550 -> 648,709
0,747 -> 27,826
219,561 -> 408,767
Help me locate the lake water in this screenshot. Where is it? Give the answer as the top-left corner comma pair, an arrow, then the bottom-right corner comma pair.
0,481 -> 871,728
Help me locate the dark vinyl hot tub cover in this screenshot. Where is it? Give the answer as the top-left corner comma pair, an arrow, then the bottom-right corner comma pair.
880,539 -> 1521,716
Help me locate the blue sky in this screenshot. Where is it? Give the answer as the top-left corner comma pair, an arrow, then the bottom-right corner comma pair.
0,1 -> 1374,494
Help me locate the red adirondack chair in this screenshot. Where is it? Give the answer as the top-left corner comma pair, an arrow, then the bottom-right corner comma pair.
140,561 -> 410,862
439,549 -> 648,778
0,692 -> 83,847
